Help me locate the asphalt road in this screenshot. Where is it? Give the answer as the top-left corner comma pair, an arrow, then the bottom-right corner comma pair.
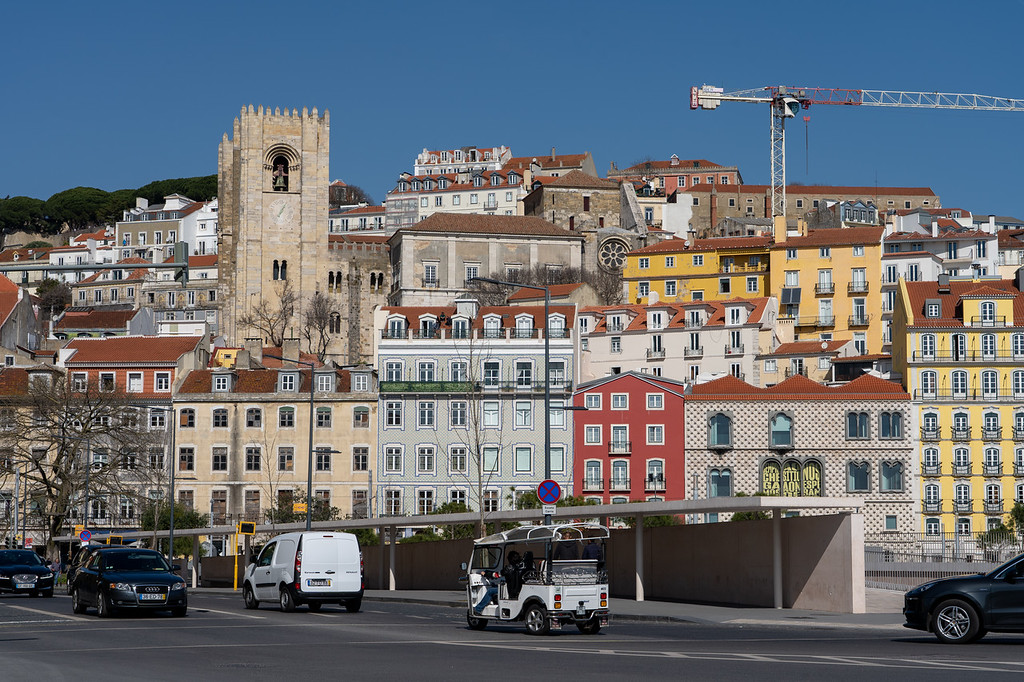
1,592 -> 1023,680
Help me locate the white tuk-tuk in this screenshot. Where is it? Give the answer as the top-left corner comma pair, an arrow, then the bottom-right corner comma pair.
461,522 -> 609,635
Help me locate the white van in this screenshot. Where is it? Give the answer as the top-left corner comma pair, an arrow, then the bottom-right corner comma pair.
242,531 -> 363,612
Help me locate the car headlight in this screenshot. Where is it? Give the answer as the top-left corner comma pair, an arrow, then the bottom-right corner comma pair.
109,582 -> 133,591
905,582 -> 936,597
41,572 -> 53,579
170,582 -> 186,591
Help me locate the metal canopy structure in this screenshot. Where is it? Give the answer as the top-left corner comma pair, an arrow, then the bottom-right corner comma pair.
475,522 -> 609,546
56,496 -> 864,608
691,84 -> 1024,220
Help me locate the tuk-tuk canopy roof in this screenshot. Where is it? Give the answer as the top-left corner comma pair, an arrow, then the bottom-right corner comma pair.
474,522 -> 609,547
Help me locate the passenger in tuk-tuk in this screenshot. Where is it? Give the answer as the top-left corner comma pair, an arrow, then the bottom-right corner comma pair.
474,551 -> 521,613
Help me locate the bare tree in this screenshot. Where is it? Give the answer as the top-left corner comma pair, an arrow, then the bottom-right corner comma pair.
0,371 -> 160,556
239,280 -> 297,346
301,291 -> 334,363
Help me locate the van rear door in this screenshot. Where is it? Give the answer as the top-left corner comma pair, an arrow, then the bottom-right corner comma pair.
301,533 -> 361,595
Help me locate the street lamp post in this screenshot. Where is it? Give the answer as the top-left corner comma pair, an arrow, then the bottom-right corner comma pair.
265,354 -> 317,531
148,406 -> 177,564
469,277 -> 553,524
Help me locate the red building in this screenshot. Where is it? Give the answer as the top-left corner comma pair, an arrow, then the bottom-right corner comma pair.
572,372 -> 686,502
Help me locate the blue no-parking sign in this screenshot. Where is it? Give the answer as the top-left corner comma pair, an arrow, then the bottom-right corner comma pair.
79,529 -> 92,543
537,479 -> 561,505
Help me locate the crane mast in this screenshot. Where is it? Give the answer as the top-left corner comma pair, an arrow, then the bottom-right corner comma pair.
691,85 -> 1024,222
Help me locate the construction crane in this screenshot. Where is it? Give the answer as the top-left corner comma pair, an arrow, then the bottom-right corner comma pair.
690,85 -> 1024,222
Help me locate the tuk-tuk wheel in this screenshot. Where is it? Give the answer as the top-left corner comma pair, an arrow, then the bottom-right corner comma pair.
524,604 -> 550,636
467,613 -> 488,630
576,617 -> 601,634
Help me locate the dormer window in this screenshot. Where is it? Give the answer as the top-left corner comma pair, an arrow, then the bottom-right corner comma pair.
474,176 -> 483,187
438,178 -> 448,189
398,181 -> 408,192
424,179 -> 434,190
387,317 -> 407,339
412,180 -> 421,191
213,374 -> 230,392
280,373 -> 298,392
508,173 -> 518,184
452,317 -> 470,339
926,302 -> 941,318
727,307 -> 743,325
419,316 -> 438,338
649,311 -> 664,330
515,315 -> 534,338
548,314 -> 566,338
490,174 -> 500,186
483,315 -> 502,337
316,373 -> 334,392
608,315 -> 623,332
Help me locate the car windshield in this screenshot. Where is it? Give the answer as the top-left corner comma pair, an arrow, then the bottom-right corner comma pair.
0,550 -> 43,566
101,552 -> 170,572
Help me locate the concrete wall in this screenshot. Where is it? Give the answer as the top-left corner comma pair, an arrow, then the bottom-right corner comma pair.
356,512 -> 864,612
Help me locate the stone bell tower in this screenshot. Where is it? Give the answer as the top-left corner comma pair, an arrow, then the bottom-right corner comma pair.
218,105 -> 329,345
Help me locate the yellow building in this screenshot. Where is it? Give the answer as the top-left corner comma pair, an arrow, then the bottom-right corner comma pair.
769,225 -> 884,355
892,275 -> 1024,535
623,236 -> 771,304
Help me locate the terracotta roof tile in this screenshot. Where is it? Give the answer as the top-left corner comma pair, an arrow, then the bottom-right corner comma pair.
507,283 -> 584,301
903,279 -> 1024,327
770,227 -> 884,249
504,153 -> 589,171
689,184 -> 935,196
63,335 -> 203,365
763,340 -> 848,357
177,368 -> 351,395
55,308 -> 138,331
629,236 -> 772,255
688,372 -> 908,400
382,304 -> 576,328
618,159 -> 724,173
542,170 -> 618,190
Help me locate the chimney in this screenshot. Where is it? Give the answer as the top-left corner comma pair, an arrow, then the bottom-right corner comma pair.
774,216 -> 787,242
282,337 -> 300,367
243,337 -> 262,365
989,214 -> 996,234
937,273 -> 951,293
709,192 -> 718,233
670,154 -> 680,167
455,298 -> 480,319
136,197 -> 149,210
931,220 -> 938,238
234,348 -> 251,369
1016,266 -> 1024,293
550,147 -> 556,162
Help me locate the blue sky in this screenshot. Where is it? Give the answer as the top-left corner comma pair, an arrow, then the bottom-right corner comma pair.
3,1 -> 1023,217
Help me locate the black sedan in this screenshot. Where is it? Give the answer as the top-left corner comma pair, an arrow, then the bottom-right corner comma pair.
71,548 -> 187,617
0,550 -> 55,597
904,551 -> 1024,643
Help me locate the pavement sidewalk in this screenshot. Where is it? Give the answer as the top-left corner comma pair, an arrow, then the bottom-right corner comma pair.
197,586 -> 907,631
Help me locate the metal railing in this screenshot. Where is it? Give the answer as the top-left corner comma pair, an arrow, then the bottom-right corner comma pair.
914,390 -> 1018,401
952,464 -> 972,476
912,351 -> 1024,362
684,346 -> 704,358
848,282 -> 869,293
644,476 -> 666,491
814,283 -> 835,295
922,463 -> 941,475
582,478 -> 603,492
983,463 -> 1003,476
848,315 -> 870,327
982,428 -> 1003,441
865,531 -> 1024,591
725,344 -> 744,355
951,427 -> 971,441
969,316 -> 1007,327
608,441 -> 632,455
646,348 -> 666,359
608,478 -> 631,492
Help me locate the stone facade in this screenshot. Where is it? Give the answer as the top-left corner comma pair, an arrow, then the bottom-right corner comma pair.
217,105 -> 389,364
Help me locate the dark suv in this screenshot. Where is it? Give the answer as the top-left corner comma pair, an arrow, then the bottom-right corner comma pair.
904,551 -> 1024,643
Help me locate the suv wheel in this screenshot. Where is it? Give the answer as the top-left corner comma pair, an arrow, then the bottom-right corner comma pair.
524,604 -> 550,636
932,599 -> 982,644
279,587 -> 297,613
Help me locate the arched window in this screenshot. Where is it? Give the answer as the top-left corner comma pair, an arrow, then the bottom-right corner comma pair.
280,260 -> 287,280
923,447 -> 939,469
273,260 -> 280,280
981,301 -> 996,324
271,154 -> 289,191
708,413 -> 732,447
328,272 -> 335,291
646,460 -> 665,487
329,313 -> 342,334
981,370 -> 998,399
278,406 -> 295,428
925,517 -> 940,535
761,459 -> 781,495
1014,333 -> 1024,358
846,411 -> 868,439
981,333 -> 996,359
880,461 -> 904,492
708,468 -> 731,497
920,370 -> 937,398
924,483 -> 940,503
920,333 -> 936,359
1013,370 -> 1024,398
949,370 -> 967,399
880,411 -> 902,439
802,460 -> 822,496
770,413 -> 793,448
953,447 -> 970,469
986,483 -> 1002,504
781,460 -> 801,496
951,333 -> 967,361
847,461 -> 869,492
984,447 -> 1001,472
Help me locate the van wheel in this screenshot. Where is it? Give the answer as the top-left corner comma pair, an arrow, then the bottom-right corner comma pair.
345,597 -> 361,613
242,586 -> 259,610
307,602 -> 322,612
524,604 -> 549,636
467,613 -> 488,630
279,588 -> 297,613
577,617 -> 601,634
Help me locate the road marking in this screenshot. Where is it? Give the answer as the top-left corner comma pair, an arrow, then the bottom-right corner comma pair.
2,604 -> 89,622
193,607 -> 264,620
406,615 -> 430,620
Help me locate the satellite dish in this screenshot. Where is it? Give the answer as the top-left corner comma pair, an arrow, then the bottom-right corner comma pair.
821,341 -> 828,350
648,290 -> 660,304
684,239 -> 691,248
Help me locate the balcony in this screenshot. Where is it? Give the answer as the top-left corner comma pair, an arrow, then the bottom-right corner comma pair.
725,344 -> 744,355
1016,463 -> 1024,476
784,367 -> 808,378
483,200 -> 498,210
1016,429 -> 1024,442
982,427 -> 1003,441
684,346 -> 704,358
379,380 -> 476,394
969,315 -> 1007,327
512,328 -> 540,339
606,323 -> 625,333
848,315 -> 870,327
423,280 -> 439,289
951,427 -> 971,441
793,315 -> 834,327
922,463 -> 941,476
983,463 -> 1003,476
582,478 -> 603,492
952,464 -> 972,477
645,476 -> 667,492
848,281 -> 870,294
913,389 -> 1018,401
646,348 -> 666,360
911,351 -> 1024,363
684,318 -> 703,329
985,499 -> 1005,514
953,500 -> 973,513
923,500 -> 942,513
608,441 -> 632,456
814,283 -> 835,295
608,477 -> 631,492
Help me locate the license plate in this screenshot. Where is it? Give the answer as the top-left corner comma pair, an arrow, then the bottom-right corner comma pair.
576,605 -> 586,616
15,583 -> 33,589
307,578 -> 330,587
139,593 -> 166,601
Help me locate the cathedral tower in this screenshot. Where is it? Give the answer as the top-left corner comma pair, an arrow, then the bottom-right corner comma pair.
218,105 -> 329,345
